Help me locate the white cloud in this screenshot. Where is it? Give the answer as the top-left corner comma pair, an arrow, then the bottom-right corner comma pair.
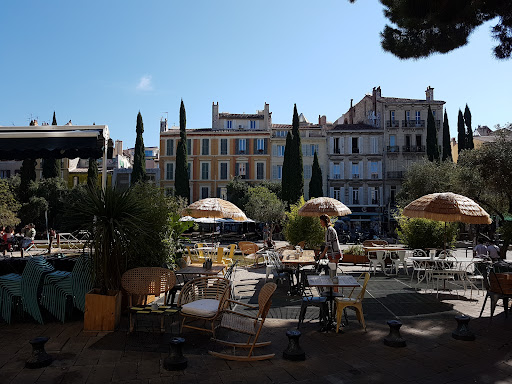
136,75 -> 153,91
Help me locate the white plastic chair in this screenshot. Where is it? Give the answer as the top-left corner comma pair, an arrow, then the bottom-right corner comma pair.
368,250 -> 386,275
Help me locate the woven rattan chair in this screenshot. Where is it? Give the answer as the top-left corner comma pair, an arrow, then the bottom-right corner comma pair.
121,267 -> 176,333
209,282 -> 277,361
178,276 -> 231,336
239,241 -> 261,266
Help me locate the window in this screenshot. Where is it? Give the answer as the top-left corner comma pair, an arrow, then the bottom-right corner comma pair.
333,138 -> 340,154
273,165 -> 282,180
406,110 -> 410,122
0,170 -> 11,179
145,150 -> 154,157
390,110 -> 395,121
370,137 -> 379,154
237,163 -> 246,179
187,139 -> 192,156
166,163 -> 174,180
389,135 -> 396,149
432,110 -> 436,118
256,163 -> 264,179
220,162 -> 228,180
370,187 -> 380,205
220,139 -> 228,155
352,189 -> 360,205
250,120 -> 257,129
237,139 -> 246,154
166,139 -> 174,156
304,164 -> 312,179
201,139 -> 209,155
311,144 -> 318,155
390,185 -> 397,205
73,176 -> 79,186
331,163 -> 341,179
201,187 -> 209,199
370,161 -> 379,179
187,162 -> 192,179
351,162 -> 359,179
415,111 -> 421,122
277,145 -> 285,157
352,137 -> 359,153
226,120 -> 232,129
256,139 -> 265,152
333,188 -> 341,201
219,187 -> 227,200
201,162 -> 209,180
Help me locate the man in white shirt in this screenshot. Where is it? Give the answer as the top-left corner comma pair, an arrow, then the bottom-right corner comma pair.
486,242 -> 500,260
473,240 -> 488,258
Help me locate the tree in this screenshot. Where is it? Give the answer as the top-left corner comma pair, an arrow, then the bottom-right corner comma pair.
464,104 -> 474,150
349,0 -> 512,60
283,197 -> 325,247
442,109 -> 452,161
226,177 -> 249,211
426,106 -> 439,161
281,131 -> 293,203
309,151 -> 323,198
87,158 -> 99,188
457,109 -> 466,153
290,104 -> 304,203
0,178 -> 21,228
244,186 -> 285,243
175,100 -> 190,202
131,112 -> 146,185
42,111 -> 61,178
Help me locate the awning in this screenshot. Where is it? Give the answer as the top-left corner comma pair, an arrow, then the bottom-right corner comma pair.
0,125 -> 109,160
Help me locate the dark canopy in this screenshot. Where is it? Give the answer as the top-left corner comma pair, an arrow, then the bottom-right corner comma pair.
0,125 -> 109,160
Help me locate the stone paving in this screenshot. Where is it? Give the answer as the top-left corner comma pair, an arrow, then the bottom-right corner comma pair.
1,256 -> 511,383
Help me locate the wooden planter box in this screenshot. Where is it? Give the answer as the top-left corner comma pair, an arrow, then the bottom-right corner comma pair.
84,289 -> 122,332
341,254 -> 368,265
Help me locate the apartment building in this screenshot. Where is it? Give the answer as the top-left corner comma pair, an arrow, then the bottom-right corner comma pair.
326,123 -> 384,232
271,114 -> 328,199
160,103 -> 272,201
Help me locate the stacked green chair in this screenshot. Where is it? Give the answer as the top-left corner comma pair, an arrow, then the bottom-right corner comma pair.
0,256 -> 55,324
41,255 -> 93,323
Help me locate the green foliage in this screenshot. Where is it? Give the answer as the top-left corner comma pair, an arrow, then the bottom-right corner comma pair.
259,180 -> 282,200
457,109 -> 466,153
442,109 -> 452,161
283,197 -> 325,248
175,100 -> 190,202
244,186 -> 285,240
226,177 -> 249,210
131,111 -> 146,185
281,131 -> 293,204
344,245 -> 365,256
396,214 -> 458,250
19,159 -> 36,202
426,106 -> 439,161
0,178 -> 21,227
282,105 -> 304,204
42,158 -> 60,179
19,196 -> 48,230
309,151 -> 323,199
87,158 -> 99,188
464,104 -> 474,150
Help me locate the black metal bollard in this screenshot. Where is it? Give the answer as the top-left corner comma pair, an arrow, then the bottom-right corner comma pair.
26,337 -> 53,369
163,337 -> 187,371
452,315 -> 475,341
283,330 -> 305,361
384,320 -> 406,348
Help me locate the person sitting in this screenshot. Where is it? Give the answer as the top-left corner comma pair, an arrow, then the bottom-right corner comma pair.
486,242 -> 500,261
473,239 -> 488,258
20,223 -> 36,250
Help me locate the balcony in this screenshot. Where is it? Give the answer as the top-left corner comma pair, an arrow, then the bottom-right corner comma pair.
352,148 -> 360,154
387,146 -> 400,153
386,120 -> 400,128
371,199 -> 380,205
236,150 -> 246,155
332,148 -> 341,154
331,174 -> 342,180
371,173 -> 380,180
352,174 -> 360,180
352,200 -> 360,205
387,171 -> 404,179
402,145 -> 425,153
402,120 -> 425,128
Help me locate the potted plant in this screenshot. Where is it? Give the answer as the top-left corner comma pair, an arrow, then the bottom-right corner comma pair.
342,245 -> 367,264
64,186 -> 150,331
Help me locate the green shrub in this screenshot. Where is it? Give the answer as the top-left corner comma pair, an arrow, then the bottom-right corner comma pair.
283,197 -> 324,248
344,245 -> 365,256
396,213 -> 458,249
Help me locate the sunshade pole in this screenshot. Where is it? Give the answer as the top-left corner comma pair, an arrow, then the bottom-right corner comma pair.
102,140 -> 107,192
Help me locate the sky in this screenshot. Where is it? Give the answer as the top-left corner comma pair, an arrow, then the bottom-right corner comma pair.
1,1 -> 511,148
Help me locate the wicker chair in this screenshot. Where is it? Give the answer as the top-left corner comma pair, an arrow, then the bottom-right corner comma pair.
121,267 -> 177,333
209,282 -> 277,361
239,241 -> 261,266
178,276 -> 231,336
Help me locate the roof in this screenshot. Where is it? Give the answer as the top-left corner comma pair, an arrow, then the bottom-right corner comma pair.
379,97 -> 445,105
219,113 -> 264,120
272,124 -> 322,129
331,123 -> 382,131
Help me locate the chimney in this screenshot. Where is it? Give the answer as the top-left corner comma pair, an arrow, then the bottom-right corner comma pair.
264,103 -> 270,129
350,99 -> 354,124
212,102 -> 219,129
318,115 -> 327,125
372,86 -> 381,112
33,119 -> 39,126
115,140 -> 123,157
160,118 -> 168,132
426,86 -> 434,101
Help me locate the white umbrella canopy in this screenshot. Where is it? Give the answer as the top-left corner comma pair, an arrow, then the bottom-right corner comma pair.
184,198 -> 248,221
402,192 -> 491,224
298,197 -> 352,217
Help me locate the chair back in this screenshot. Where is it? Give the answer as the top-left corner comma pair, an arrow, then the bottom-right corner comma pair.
228,244 -> 236,258
178,276 -> 231,307
239,241 -> 259,256
216,247 -> 224,264
296,241 -> 306,249
389,251 -> 399,260
355,272 -> 370,302
71,254 -> 93,312
412,249 -> 427,257
121,267 -> 176,306
21,256 -> 55,324
224,260 -> 239,281
398,250 -> 407,262
195,243 -> 205,258
257,282 -> 277,321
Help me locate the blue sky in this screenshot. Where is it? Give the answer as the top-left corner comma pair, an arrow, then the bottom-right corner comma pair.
1,0 -> 510,148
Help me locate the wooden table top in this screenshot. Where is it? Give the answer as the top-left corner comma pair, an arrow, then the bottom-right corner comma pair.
363,246 -> 408,252
176,263 -> 225,275
281,250 -> 316,265
307,274 -> 359,288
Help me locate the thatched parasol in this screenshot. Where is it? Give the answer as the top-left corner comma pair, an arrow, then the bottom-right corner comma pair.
184,198 -> 247,221
298,197 -> 352,217
402,192 -> 491,224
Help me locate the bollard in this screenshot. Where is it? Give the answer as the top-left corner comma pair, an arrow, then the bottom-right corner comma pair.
452,315 -> 475,341
163,337 -> 187,371
384,320 -> 406,348
26,337 -> 53,369
283,330 -> 305,361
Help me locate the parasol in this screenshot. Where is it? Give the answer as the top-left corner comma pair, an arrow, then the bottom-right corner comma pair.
184,198 -> 247,221
298,197 -> 352,217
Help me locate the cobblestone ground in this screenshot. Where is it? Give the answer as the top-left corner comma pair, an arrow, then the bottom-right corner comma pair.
1,248 -> 511,383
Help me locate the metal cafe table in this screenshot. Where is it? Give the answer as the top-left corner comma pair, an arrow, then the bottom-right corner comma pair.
282,250 -> 317,293
307,274 -> 360,331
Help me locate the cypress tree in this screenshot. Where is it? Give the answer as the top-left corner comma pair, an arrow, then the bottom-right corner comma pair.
42,111 -> 61,178
19,120 -> 37,202
464,104 -> 474,150
281,131 -> 293,203
442,109 -> 452,161
87,158 -> 99,188
131,112 -> 146,185
308,151 -> 323,199
457,109 -> 466,153
289,104 -> 304,203
175,99 -> 190,202
426,106 -> 439,161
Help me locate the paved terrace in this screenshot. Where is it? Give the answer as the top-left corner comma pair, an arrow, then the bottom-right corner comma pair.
1,253 -> 511,383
